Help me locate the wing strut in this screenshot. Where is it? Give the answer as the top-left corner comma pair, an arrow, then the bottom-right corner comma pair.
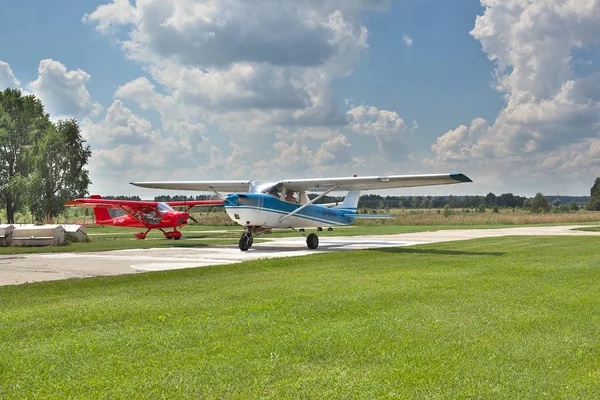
209,187 -> 226,200
278,186 -> 339,223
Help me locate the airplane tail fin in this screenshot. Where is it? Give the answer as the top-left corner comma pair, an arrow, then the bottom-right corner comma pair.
90,195 -> 112,222
333,190 -> 361,214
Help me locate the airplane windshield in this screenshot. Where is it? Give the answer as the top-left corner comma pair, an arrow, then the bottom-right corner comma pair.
156,202 -> 174,214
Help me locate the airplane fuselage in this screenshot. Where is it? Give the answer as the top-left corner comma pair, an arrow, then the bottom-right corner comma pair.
96,210 -> 189,229
224,193 -> 355,229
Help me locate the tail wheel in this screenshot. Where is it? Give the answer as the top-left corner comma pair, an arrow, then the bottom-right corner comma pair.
306,233 -> 319,249
239,235 -> 252,251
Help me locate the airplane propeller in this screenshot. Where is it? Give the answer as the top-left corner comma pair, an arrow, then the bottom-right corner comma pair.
176,214 -> 187,226
188,215 -> 199,224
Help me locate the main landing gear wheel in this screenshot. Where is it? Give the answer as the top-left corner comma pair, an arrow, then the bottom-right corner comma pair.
239,235 -> 253,251
306,233 -> 319,249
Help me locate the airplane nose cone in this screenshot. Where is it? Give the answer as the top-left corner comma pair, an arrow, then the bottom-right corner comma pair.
224,194 -> 239,207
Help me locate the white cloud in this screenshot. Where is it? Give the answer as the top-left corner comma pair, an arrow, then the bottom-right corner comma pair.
347,104 -> 409,161
82,0 -> 425,184
0,61 -> 20,89
83,1 -> 388,127
81,100 -> 160,148
402,34 -> 413,47
83,100 -> 223,193
429,0 -> 600,192
28,59 -> 102,118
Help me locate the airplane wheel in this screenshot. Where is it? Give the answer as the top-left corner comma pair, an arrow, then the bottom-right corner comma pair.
247,237 -> 254,248
166,236 -> 173,240
307,233 -> 319,249
174,236 -> 181,240
239,235 -> 252,251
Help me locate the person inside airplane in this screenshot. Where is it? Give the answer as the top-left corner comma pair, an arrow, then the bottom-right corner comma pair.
285,189 -> 298,203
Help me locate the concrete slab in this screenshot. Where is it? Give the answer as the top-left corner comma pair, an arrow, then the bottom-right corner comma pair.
1,225 -> 599,286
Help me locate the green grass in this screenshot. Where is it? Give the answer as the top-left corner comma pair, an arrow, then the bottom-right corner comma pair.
1,236 -> 600,398
573,226 -> 600,232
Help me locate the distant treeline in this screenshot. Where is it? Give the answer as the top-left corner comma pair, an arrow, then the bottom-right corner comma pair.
97,193 -> 593,210
314,193 -> 590,209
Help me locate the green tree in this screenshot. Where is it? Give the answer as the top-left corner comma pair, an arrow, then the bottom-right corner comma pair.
587,178 -> 600,211
531,193 -> 550,213
569,200 -> 579,211
0,89 -> 52,223
27,119 -> 91,222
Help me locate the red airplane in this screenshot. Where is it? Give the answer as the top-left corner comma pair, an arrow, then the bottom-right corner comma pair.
65,195 -> 223,239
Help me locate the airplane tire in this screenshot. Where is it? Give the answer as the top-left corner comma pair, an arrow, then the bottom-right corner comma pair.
166,236 -> 173,240
307,233 -> 319,249
239,235 -> 251,251
174,236 -> 181,240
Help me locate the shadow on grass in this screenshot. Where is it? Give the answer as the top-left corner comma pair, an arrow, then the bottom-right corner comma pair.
368,247 -> 505,256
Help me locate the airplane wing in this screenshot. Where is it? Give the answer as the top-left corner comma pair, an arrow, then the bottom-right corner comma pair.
167,200 -> 223,207
64,198 -> 161,209
131,173 -> 471,193
130,181 -> 252,192
281,173 -> 472,192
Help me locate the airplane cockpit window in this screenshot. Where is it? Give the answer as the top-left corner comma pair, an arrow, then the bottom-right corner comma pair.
156,202 -> 174,214
264,184 -> 282,198
139,207 -> 162,224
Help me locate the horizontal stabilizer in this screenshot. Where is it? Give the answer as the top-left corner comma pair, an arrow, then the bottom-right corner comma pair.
343,214 -> 394,219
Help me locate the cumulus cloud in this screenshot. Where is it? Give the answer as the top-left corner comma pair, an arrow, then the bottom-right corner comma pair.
81,100 -> 160,148
81,0 -> 422,181
83,100 -> 223,193
347,104 -> 409,161
0,61 -> 20,89
83,0 -> 378,123
28,59 -> 102,118
430,0 -> 600,187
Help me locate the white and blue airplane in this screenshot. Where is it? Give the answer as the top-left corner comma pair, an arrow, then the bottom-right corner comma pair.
131,173 -> 472,251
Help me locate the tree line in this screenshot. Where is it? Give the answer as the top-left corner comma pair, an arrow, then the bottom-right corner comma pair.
0,89 -> 91,223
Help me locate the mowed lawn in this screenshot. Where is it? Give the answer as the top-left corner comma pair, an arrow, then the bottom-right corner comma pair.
1,237 -> 600,398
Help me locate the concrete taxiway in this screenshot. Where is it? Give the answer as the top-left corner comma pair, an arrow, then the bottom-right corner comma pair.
1,225 -> 599,286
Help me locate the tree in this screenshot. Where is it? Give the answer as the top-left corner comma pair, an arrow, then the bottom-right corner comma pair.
587,178 -> 600,211
0,89 -> 52,223
27,119 -> 91,222
531,193 -> 550,213
569,201 -> 579,211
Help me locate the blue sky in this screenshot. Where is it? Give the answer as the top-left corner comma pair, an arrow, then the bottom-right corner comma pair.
1,0 -> 600,197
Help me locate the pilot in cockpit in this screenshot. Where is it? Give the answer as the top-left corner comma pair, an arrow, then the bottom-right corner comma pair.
285,189 -> 298,203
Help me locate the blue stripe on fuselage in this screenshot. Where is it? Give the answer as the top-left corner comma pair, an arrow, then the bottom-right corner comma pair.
225,193 -> 355,225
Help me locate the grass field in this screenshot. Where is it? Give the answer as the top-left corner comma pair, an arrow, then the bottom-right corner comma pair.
1,236 -> 599,398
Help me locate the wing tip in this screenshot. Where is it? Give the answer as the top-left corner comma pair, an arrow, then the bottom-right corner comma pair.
450,173 -> 473,183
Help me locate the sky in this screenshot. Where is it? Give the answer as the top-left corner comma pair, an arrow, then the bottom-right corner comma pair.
1,0 -> 600,197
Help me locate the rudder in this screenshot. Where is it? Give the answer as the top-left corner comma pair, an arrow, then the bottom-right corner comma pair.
90,195 -> 111,222
333,190 -> 361,213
